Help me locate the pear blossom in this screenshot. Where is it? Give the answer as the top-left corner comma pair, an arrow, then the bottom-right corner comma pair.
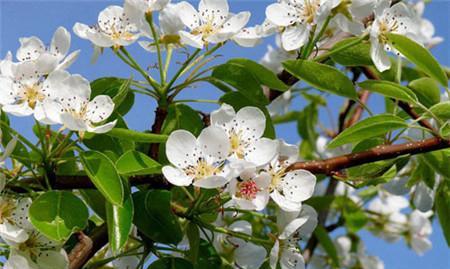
39,71 -> 117,134
407,210 -> 432,255
265,140 -> 316,212
265,0 -> 339,51
4,231 -> 69,269
368,192 -> 408,242
232,26 -> 262,48
139,3 -> 185,52
125,0 -> 169,14
412,1 -> 443,48
310,236 -> 384,269
228,165 -> 271,211
73,5 -> 140,49
176,0 -> 251,49
0,189 -> 33,244
16,27 -> 80,73
211,104 -> 278,167
162,127 -> 232,188
369,1 -> 418,72
0,62 -> 57,120
270,205 -> 318,269
260,36 -> 297,73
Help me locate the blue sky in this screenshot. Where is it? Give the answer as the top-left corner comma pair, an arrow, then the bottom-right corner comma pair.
0,0 -> 449,268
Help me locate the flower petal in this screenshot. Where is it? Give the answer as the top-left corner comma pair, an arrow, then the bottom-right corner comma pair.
50,27 -> 71,59
166,130 -> 197,168
198,126 -> 229,163
179,31 -> 204,49
177,2 -> 201,30
281,25 -> 309,51
162,166 -> 193,187
235,106 -> 266,140
199,0 -> 229,26
86,95 -> 115,123
245,138 -> 278,166
193,175 -> 229,189
266,3 -> 296,27
16,36 -> 45,62
280,170 -> 316,203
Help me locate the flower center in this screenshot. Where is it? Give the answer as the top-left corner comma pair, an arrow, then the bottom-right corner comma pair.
192,21 -> 218,39
236,180 -> 259,200
23,84 -> 44,109
0,198 -> 16,224
185,159 -> 221,180
229,131 -> 245,159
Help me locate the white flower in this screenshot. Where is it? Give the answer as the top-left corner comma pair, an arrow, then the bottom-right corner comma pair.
232,26 -> 262,48
211,104 -> 278,167
407,210 -> 432,255
266,140 -> 316,212
268,91 -> 292,117
139,3 -> 185,52
412,1 -> 443,48
265,0 -> 339,51
177,0 -> 251,49
229,165 -> 271,211
368,192 -> 408,242
39,70 -> 117,134
73,5 -> 140,49
4,231 -> 69,269
260,36 -> 297,73
369,1 -> 418,72
125,0 -> 169,14
0,196 -> 32,244
270,205 -> 318,269
0,62 -> 59,120
162,127 -> 232,188
16,27 -> 80,73
0,52 -> 14,77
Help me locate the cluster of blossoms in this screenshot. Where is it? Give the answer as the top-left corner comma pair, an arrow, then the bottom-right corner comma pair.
0,132 -> 69,268
163,104 -> 318,268
0,27 -> 117,136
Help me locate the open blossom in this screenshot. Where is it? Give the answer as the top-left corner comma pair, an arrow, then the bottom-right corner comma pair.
368,192 -> 409,242
270,205 -> 318,269
265,0 -> 339,51
412,1 -> 443,47
266,141 -> 316,212
139,3 -> 185,52
0,196 -> 32,244
0,62 -> 61,122
4,231 -> 69,269
369,1 -> 418,72
162,127 -> 232,188
228,165 -> 271,211
38,70 -> 116,134
15,27 -> 79,74
73,4 -> 140,49
125,0 -> 169,14
176,0 -> 251,49
407,210 -> 432,255
211,104 -> 278,167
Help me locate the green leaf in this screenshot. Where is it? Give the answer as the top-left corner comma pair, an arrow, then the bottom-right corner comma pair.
314,225 -> 340,268
148,258 -> 193,269
435,179 -> 450,247
359,80 -> 418,103
80,151 -> 124,206
195,240 -> 223,269
108,128 -> 168,143
330,37 -> 373,66
91,77 -> 134,116
116,150 -> 161,176
220,92 -> 276,139
297,103 -> 318,150
422,150 -> 450,178
80,190 -> 107,220
106,192 -> 134,253
112,78 -> 132,108
212,63 -> 269,105
283,59 -> 357,99
429,102 -> 450,120
387,33 -> 447,86
408,78 -> 441,107
228,58 -> 289,91
29,191 -> 88,241
161,104 -> 204,136
132,190 -> 183,244
328,114 -> 407,148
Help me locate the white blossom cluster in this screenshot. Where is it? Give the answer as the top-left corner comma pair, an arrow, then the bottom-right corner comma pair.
0,27 -> 117,136
163,104 -> 318,268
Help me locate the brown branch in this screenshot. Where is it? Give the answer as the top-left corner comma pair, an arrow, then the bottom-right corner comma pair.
68,226 -> 108,269
345,90 -> 370,128
148,106 -> 168,159
287,137 -> 450,175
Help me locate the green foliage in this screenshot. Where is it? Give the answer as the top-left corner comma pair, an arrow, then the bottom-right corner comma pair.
436,179 -> 450,247
388,33 -> 448,86
108,128 -> 168,143
148,258 -> 194,269
328,114 -> 408,148
80,151 -> 125,206
132,190 -> 183,244
116,150 -> 161,176
359,80 -> 418,103
314,226 -> 340,268
106,190 -> 134,253
330,38 -> 373,66
283,59 -> 358,99
408,78 -> 441,107
29,191 -> 89,241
